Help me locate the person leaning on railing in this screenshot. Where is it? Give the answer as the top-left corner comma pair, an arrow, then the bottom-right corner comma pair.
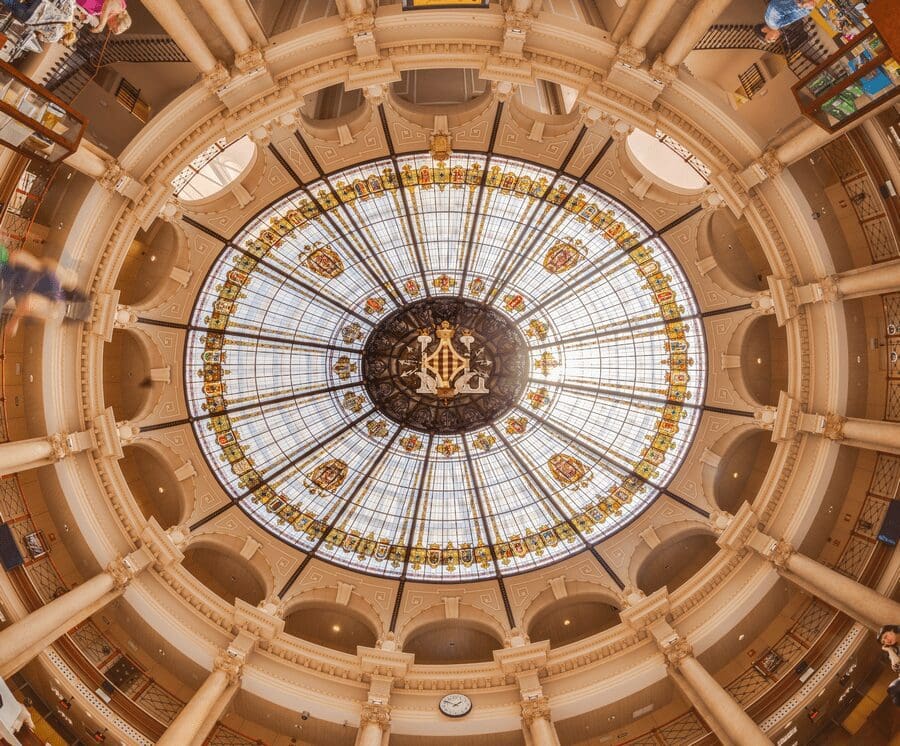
879,625 -> 900,707
76,0 -> 129,34
754,0 -> 817,44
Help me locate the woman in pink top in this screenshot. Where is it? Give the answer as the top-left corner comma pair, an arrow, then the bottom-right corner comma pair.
76,0 -> 130,34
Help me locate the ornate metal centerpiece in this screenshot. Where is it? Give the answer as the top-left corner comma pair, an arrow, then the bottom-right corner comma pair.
362,298 -> 528,434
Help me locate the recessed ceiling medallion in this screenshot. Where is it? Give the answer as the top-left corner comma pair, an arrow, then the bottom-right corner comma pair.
363,298 -> 528,434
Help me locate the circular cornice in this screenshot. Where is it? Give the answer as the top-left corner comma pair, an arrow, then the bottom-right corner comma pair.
35,9 -> 850,737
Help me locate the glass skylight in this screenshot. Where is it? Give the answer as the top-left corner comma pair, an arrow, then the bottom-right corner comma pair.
185,153 -> 707,581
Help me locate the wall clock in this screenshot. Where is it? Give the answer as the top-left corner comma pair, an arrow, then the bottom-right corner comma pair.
439,692 -> 472,717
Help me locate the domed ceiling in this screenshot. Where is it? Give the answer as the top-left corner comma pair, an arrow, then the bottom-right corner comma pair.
185,152 -> 707,581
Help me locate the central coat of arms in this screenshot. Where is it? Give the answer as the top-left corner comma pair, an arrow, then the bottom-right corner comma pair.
406,320 -> 490,400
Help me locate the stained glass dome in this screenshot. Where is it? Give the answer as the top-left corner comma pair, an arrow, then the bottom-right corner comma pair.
185,152 -> 707,581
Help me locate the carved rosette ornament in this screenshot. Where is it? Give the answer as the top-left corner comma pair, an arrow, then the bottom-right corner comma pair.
213,651 -> 245,686
360,702 -> 391,727
767,538 -> 794,569
662,637 -> 693,669
823,413 -> 847,441
520,696 -> 552,726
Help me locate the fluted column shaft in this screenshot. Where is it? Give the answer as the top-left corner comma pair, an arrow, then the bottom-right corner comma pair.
0,564 -> 131,677
775,124 -> 834,167
157,667 -> 231,746
140,0 -> 218,74
196,0 -> 252,55
520,697 -> 560,746
781,550 -> 900,630
660,0 -> 731,66
672,650 -> 772,745
628,0 -> 677,49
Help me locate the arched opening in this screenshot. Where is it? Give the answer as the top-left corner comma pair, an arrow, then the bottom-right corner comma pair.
740,315 -> 788,407
119,445 -> 185,529
636,533 -> 720,596
706,210 -> 772,293
626,129 -> 708,192
528,597 -> 620,648
404,620 -> 503,664
283,603 -> 378,655
116,220 -> 183,307
182,545 -> 267,607
173,136 -> 256,202
102,329 -> 155,422
714,430 -> 777,514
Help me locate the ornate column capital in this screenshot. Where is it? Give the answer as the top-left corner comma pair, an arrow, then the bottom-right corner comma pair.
823,413 -> 847,441
213,650 -> 244,685
491,79 -> 518,103
202,61 -> 231,92
47,433 -> 72,462
362,82 -> 389,107
756,149 -> 783,179
106,550 -> 150,591
765,538 -> 795,568
708,510 -> 733,533
234,45 -> 265,74
615,41 -> 645,67
520,695 -> 551,726
661,636 -> 693,669
99,161 -> 124,191
360,701 -> 391,727
649,56 -> 678,85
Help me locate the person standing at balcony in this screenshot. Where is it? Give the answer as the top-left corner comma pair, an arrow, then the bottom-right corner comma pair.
753,0 -> 817,43
76,0 -> 130,34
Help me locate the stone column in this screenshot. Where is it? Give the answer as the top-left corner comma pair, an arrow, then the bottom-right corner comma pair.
157,651 -> 242,746
820,414 -> 900,453
139,0 -> 228,88
653,0 -> 731,79
764,539 -> 900,630
356,702 -> 390,746
196,0 -> 262,72
799,260 -> 900,303
661,637 -> 773,745
0,431 -> 91,476
628,0 -> 678,54
521,696 -> 561,746
718,505 -> 900,631
0,553 -> 148,677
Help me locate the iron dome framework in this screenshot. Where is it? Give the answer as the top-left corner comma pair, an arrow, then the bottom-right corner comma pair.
185,152 -> 707,581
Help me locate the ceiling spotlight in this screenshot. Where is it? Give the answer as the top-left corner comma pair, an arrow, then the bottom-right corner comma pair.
756,357 -> 763,364
149,255 -> 157,262
332,624 -> 341,633
563,619 -> 571,626
738,634 -> 745,641
157,487 -> 165,493
732,472 -> 739,479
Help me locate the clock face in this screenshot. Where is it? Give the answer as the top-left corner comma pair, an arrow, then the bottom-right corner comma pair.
439,692 -> 472,718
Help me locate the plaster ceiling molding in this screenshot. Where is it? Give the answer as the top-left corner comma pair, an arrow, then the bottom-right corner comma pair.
298,101 -> 390,172
626,514 -> 717,592
666,218 -> 757,312
519,578 -> 622,635
702,310 -> 763,412
563,126 -> 612,178
283,576 -> 392,636
396,591 -> 509,648
41,13 -> 854,733
692,209 -> 772,302
615,133 -> 709,207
